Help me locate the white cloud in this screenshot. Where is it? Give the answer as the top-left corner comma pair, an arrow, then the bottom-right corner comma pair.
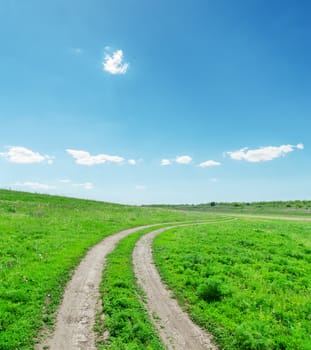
210,178 -> 219,183
135,185 -> 146,190
0,146 -> 53,164
66,149 -> 124,166
59,179 -> 71,183
161,155 -> 193,166
60,179 -> 93,189
72,182 -> 94,190
161,159 -> 172,166
199,160 -> 221,168
13,182 -> 56,190
103,49 -> 129,75
69,47 -> 83,55
227,143 -> 304,162
176,155 -> 192,164
128,159 -> 137,165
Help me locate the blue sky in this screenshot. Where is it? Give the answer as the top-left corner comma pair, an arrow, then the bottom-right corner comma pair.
0,0 -> 310,204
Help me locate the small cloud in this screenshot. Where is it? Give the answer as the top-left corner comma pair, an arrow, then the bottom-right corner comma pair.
128,159 -> 137,165
176,155 -> 192,164
59,179 -> 71,183
103,49 -> 129,75
69,47 -> 83,55
210,178 -> 219,183
0,146 -> 53,164
227,144 -> 303,162
13,182 -> 56,190
135,185 -> 146,190
66,149 -> 124,166
199,160 -> 221,168
72,182 -> 94,190
161,159 -> 172,166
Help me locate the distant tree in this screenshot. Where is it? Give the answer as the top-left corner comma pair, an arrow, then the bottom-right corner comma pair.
210,201 -> 216,207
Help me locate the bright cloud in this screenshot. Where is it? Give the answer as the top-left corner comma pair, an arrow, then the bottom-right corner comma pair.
14,182 -> 56,190
72,182 -> 94,190
161,159 -> 172,166
175,155 -> 192,164
0,146 -> 53,164
66,149 -> 124,166
199,160 -> 221,168
128,159 -> 137,165
135,185 -> 146,190
103,49 -> 129,74
227,143 -> 304,162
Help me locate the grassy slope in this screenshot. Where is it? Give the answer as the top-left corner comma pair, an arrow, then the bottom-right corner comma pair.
153,218 -> 311,350
0,190 -> 208,350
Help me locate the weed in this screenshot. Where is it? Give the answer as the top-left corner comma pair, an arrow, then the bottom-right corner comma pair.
197,278 -> 224,302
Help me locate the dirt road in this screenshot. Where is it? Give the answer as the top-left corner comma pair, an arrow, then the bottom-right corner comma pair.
37,224 -> 157,350
227,213 -> 311,222
133,226 -> 218,350
36,213 -> 307,349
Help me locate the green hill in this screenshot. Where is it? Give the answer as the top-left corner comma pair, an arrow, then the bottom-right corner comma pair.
0,189 -> 208,350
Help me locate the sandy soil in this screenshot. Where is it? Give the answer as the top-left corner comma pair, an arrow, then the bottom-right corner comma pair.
133,226 -> 218,350
36,224 -> 156,350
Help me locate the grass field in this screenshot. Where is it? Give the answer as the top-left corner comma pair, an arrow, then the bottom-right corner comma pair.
1,189 -> 311,349
153,218 -> 311,349
0,189 -> 208,350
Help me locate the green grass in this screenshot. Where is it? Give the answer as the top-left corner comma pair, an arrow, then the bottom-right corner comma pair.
153,218 -> 311,350
2,189 -> 310,349
96,225 -> 168,350
0,189 -> 209,350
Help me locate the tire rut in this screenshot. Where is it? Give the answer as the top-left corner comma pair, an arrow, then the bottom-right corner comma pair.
133,224 -> 219,350
36,224 -> 157,350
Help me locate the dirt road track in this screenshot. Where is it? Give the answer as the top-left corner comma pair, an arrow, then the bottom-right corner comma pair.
37,224 -> 156,350
222,213 -> 311,222
35,214 -> 307,349
133,226 -> 218,350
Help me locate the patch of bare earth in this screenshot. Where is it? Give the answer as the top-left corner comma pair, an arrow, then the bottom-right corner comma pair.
36,224 -> 156,350
133,226 -> 218,350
